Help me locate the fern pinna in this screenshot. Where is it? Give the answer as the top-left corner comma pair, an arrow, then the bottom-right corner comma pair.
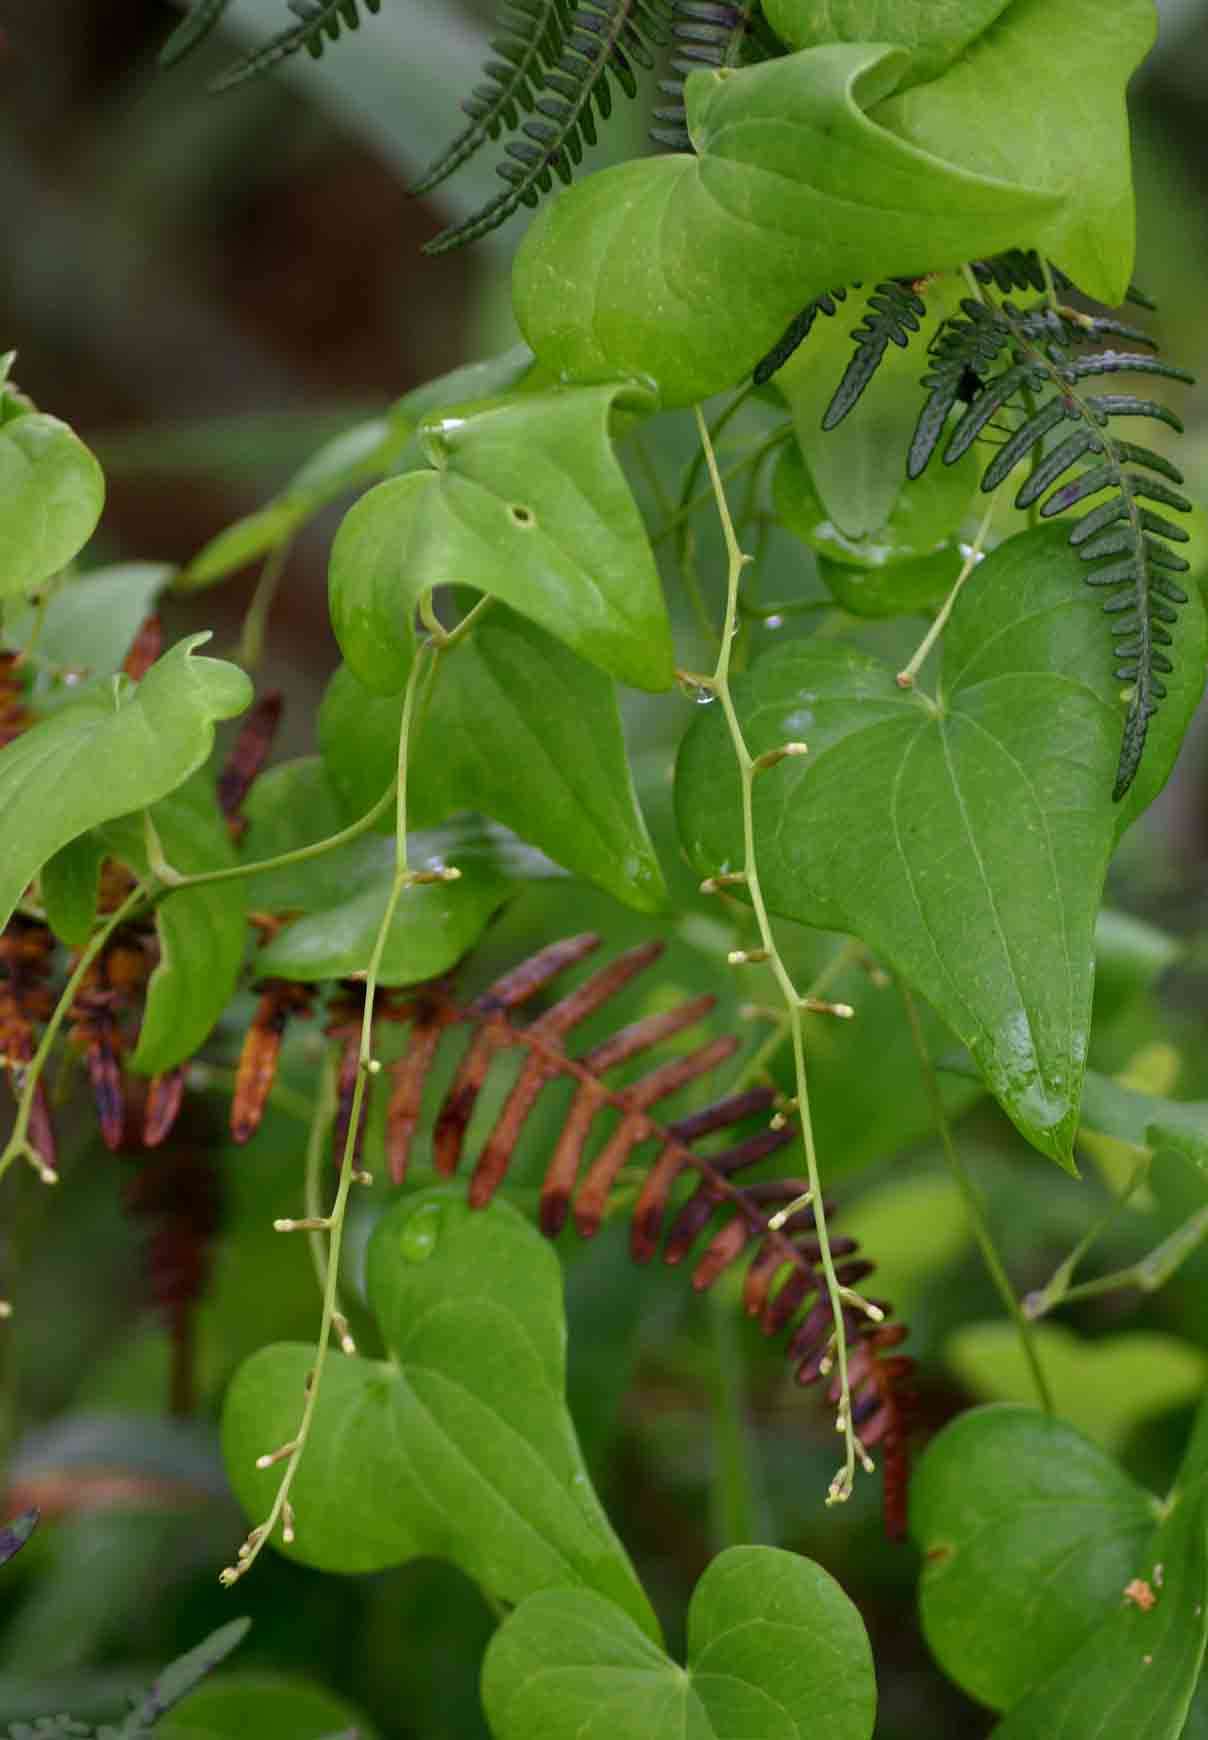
908,290 -> 1193,800
233,931 -> 915,1536
177,0 -> 385,90
422,0 -> 670,253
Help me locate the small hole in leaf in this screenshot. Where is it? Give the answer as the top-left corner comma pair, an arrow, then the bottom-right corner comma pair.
509,503 -> 535,528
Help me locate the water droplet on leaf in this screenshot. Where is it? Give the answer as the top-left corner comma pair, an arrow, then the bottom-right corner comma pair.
398,1199 -> 444,1263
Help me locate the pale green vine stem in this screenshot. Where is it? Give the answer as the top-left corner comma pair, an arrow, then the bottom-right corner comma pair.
299,1052 -> 351,1348
899,984 -> 1054,1414
221,635 -> 441,1586
692,404 -> 866,1506
897,491 -> 1000,690
0,881 -> 151,1189
237,537 -> 294,672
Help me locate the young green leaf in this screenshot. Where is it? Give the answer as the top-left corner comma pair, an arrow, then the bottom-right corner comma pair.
98,773 -> 249,1076
482,1545 -> 876,1740
323,612 -> 668,911
328,385 -> 673,695
222,1191 -> 657,1636
676,527 -> 1200,1165
912,1405 -> 1159,1711
0,635 -> 251,933
513,44 -> 1058,406
0,411 -> 105,599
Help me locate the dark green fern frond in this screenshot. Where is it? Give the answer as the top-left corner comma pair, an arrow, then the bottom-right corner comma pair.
160,0 -> 233,65
751,289 -> 848,386
821,279 -> 927,429
210,0 -> 382,92
908,298 -> 1015,477
424,0 -> 668,253
413,0 -> 572,197
913,295 -> 1194,799
650,0 -> 757,150
974,250 -> 1155,313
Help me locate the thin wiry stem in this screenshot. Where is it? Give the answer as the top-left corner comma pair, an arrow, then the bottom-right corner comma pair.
221,637 -> 439,1584
693,405 -> 865,1506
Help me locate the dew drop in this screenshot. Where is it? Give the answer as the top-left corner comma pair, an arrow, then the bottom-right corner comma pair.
398,1199 -> 444,1263
694,688 -> 715,706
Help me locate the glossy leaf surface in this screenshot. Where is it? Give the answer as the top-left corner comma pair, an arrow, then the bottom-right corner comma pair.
253,847 -> 510,985
513,43 -> 1058,405
993,1488 -> 1207,1739
482,1545 -> 876,1740
328,385 -> 672,694
0,411 -> 105,598
222,1191 -> 656,1634
0,635 -> 251,933
679,529 -> 1141,1162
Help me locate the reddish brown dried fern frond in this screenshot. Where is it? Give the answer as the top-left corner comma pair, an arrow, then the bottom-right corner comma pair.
374,933 -> 915,1535
230,980 -> 315,1144
218,691 -> 283,840
0,917 -> 58,1171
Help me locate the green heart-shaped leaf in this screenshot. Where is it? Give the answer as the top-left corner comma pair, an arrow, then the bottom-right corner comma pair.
675,527 -> 1201,1163
328,385 -> 672,695
0,411 -> 105,598
319,611 -> 667,912
222,1191 -> 657,1636
912,1405 -> 1160,1711
513,43 -> 1057,406
871,0 -> 1155,305
482,1545 -> 875,1740
0,635 -> 251,933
